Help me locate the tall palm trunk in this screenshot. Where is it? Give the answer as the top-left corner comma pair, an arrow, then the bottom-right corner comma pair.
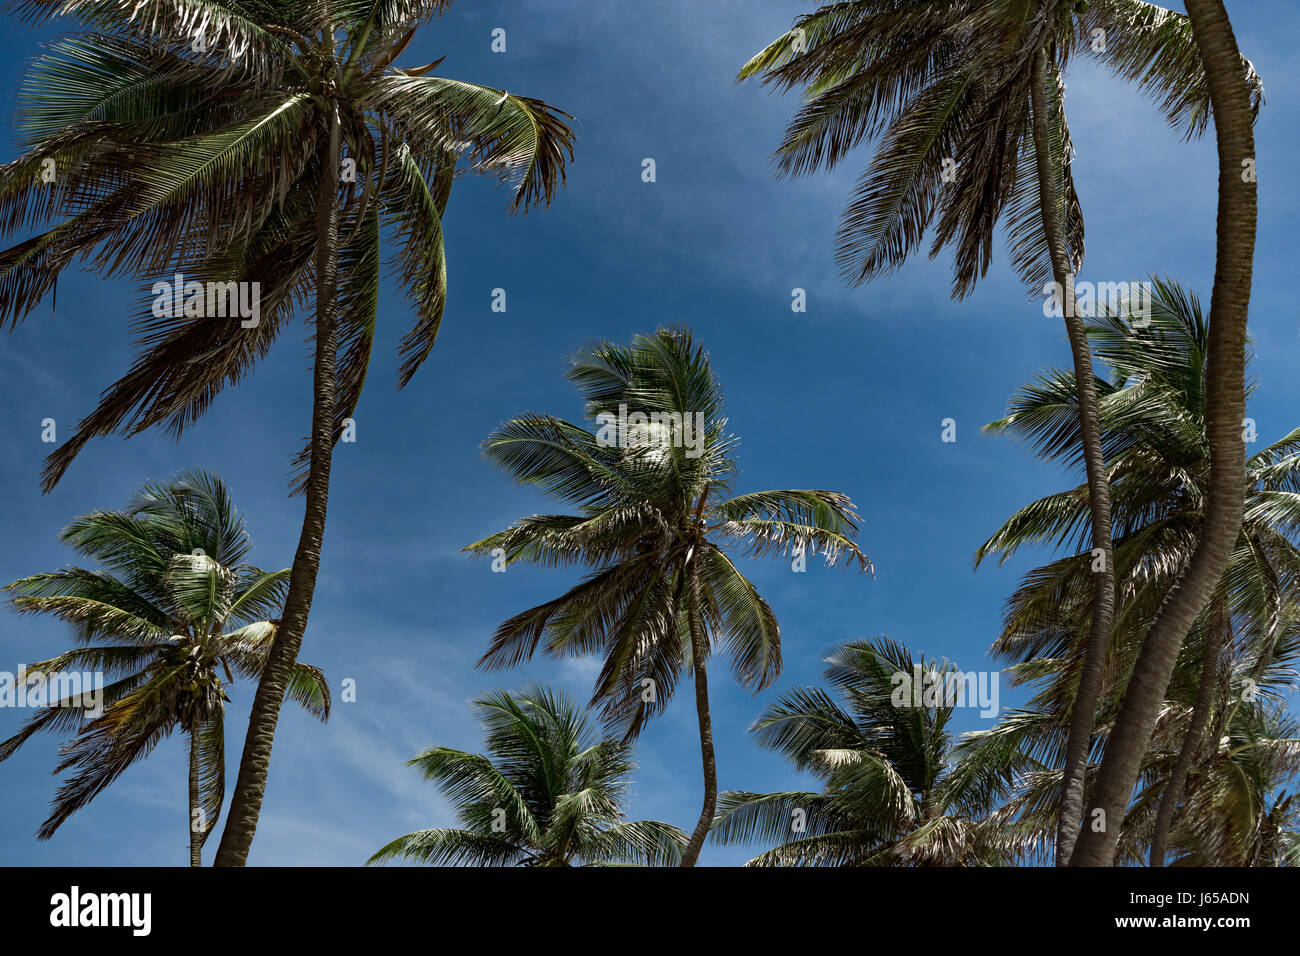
188,729 -> 202,867
1149,599 -> 1225,866
1070,0 -> 1255,867
1029,47 -> 1117,867
214,99 -> 343,866
680,562 -> 718,867
1177,559 -> 1279,841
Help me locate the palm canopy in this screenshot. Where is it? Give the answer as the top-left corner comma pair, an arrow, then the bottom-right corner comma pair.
711,638 -> 1028,866
0,469 -> 329,843
966,639 -> 1300,867
1162,699 -> 1300,866
976,278 -> 1300,715
0,0 -> 574,490
367,684 -> 686,867
464,327 -> 871,737
955,574 -> 1300,862
969,277 -> 1300,861
740,0 -> 1262,296
953,689 -> 1300,866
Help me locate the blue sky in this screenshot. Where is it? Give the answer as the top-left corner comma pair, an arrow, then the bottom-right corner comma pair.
1,0 -> 1297,866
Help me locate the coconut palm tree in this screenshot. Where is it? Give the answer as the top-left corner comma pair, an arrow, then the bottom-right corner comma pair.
1072,0 -> 1260,867
367,684 -> 686,867
739,0 -> 1262,865
465,328 -> 871,866
0,470 -> 329,865
1133,609 -> 1299,867
711,638 -> 1029,866
958,622 -> 1300,866
977,278 -> 1297,863
1164,698 -> 1300,866
0,0 -> 573,865
984,555 -> 1300,866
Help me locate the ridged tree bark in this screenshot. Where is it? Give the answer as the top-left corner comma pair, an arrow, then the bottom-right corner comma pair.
1168,553 -> 1280,859
1070,0 -> 1256,867
188,729 -> 202,867
680,561 -> 718,867
1149,599 -> 1225,866
1029,46 -> 1117,867
214,98 -> 343,866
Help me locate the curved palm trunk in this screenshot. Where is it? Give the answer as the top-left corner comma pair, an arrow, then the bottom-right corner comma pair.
1149,599 -> 1225,866
214,100 -> 343,866
188,729 -> 202,867
1176,561 -> 1279,842
1029,47 -> 1117,867
680,563 -> 717,867
1070,0 -> 1255,867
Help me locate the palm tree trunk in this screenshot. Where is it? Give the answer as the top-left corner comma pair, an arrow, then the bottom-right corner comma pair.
680,562 -> 717,867
1029,46 -> 1117,867
1149,599 -> 1225,866
214,99 -> 343,866
188,728 -> 202,867
1179,553 -> 1278,823
1070,0 -> 1255,867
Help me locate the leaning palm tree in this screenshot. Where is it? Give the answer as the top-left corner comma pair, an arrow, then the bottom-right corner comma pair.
465,328 -> 871,866
739,0 -> 1262,865
368,684 -> 686,866
0,471 -> 329,865
977,278 -> 1298,864
1072,0 -> 1260,867
0,0 -> 573,865
711,638 -> 1029,866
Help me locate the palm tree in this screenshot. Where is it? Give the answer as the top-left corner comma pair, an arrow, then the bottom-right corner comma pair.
0,0 -> 574,865
464,328 -> 871,865
0,471 -> 329,865
1130,614 -> 1300,867
1071,0 -> 1260,867
989,562 -> 1300,866
711,638 -> 1028,866
959,632 -> 1300,866
977,279 -> 1297,864
739,0 -> 1262,865
1162,698 -> 1300,866
368,684 -> 686,866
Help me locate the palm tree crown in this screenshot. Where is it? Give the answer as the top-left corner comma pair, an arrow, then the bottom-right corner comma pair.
468,327 -> 870,731
712,637 -> 1025,866
465,327 -> 871,864
0,470 -> 329,862
978,280 -> 1300,718
0,0 -> 575,489
739,0 -> 1260,295
368,684 -> 686,867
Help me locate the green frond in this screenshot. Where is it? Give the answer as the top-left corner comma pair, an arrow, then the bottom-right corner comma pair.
1080,0 -> 1264,140
370,74 -> 574,212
